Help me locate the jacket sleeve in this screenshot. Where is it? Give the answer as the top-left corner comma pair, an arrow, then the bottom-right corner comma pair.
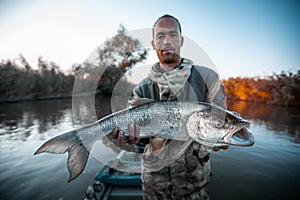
206,76 -> 227,109
129,78 -> 160,106
196,66 -> 227,109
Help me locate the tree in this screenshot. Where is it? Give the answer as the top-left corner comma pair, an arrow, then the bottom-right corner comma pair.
97,24 -> 148,70
74,24 -> 148,94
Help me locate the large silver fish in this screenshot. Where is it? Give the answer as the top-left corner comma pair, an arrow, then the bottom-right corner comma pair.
34,101 -> 254,181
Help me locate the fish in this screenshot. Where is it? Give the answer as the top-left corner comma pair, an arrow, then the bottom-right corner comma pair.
34,100 -> 254,181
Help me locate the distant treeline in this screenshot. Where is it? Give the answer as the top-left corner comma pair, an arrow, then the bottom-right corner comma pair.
222,71 -> 300,106
0,55 -> 75,102
0,56 -> 135,102
1,56 -> 299,107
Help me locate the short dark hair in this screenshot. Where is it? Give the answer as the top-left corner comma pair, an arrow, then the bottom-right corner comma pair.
152,14 -> 182,38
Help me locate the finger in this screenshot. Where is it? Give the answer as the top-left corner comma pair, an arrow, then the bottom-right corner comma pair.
128,123 -> 135,143
130,124 -> 140,144
118,131 -> 125,146
212,147 -> 221,152
221,145 -> 229,150
111,128 -> 119,139
134,124 -> 140,139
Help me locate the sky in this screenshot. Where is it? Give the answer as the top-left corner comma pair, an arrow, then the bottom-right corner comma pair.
0,0 -> 299,79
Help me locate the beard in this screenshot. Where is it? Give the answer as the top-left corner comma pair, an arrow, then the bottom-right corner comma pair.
157,50 -> 180,64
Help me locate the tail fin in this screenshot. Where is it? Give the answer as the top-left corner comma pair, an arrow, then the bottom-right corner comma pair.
34,131 -> 91,182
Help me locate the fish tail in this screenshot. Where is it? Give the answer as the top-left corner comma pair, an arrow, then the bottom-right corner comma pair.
34,131 -> 91,182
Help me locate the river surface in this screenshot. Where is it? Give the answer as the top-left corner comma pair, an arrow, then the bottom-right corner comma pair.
0,97 -> 299,200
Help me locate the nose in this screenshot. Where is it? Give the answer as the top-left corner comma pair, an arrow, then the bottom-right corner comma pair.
163,34 -> 171,45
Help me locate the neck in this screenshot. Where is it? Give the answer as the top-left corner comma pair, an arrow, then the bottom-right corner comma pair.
159,58 -> 182,72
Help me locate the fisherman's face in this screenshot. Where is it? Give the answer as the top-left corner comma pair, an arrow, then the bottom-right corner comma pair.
152,17 -> 183,65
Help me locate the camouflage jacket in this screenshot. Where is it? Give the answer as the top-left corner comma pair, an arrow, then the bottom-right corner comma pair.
132,58 -> 226,199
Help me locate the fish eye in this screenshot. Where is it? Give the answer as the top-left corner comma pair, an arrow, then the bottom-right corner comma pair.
215,120 -> 225,128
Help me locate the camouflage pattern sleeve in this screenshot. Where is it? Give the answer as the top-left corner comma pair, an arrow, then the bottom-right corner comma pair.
196,66 -> 227,109
206,75 -> 227,109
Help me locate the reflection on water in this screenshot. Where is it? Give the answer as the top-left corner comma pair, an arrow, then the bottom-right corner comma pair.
0,98 -> 299,200
0,96 -> 113,143
227,100 -> 300,143
0,99 -> 72,142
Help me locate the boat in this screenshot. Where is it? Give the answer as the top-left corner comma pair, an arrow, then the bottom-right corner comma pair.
83,150 -> 144,200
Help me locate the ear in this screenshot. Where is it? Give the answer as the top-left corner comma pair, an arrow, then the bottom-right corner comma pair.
151,40 -> 156,50
180,36 -> 184,47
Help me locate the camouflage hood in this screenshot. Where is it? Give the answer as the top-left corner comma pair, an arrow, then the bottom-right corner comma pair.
148,58 -> 193,100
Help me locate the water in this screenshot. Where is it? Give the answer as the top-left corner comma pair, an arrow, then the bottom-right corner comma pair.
0,98 -> 299,200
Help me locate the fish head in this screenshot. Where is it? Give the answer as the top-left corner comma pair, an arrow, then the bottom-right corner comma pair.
186,103 -> 254,147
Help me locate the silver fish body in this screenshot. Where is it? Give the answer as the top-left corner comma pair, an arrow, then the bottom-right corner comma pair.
35,101 -> 254,181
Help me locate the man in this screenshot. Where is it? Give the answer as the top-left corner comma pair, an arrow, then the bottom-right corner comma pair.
111,14 -> 228,199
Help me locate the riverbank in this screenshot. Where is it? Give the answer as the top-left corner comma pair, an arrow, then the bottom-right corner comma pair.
0,94 -> 72,104
1,59 -> 299,106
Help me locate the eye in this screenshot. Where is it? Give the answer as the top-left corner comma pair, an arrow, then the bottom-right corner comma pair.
156,33 -> 165,40
170,32 -> 178,37
215,120 -> 225,128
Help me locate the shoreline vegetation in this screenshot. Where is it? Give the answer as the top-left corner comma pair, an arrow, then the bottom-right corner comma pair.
1,56 -> 299,107
222,71 -> 300,107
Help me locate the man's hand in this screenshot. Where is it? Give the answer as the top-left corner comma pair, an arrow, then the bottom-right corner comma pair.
109,123 -> 140,146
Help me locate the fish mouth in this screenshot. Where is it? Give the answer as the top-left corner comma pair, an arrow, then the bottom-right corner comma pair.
223,122 -> 254,146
